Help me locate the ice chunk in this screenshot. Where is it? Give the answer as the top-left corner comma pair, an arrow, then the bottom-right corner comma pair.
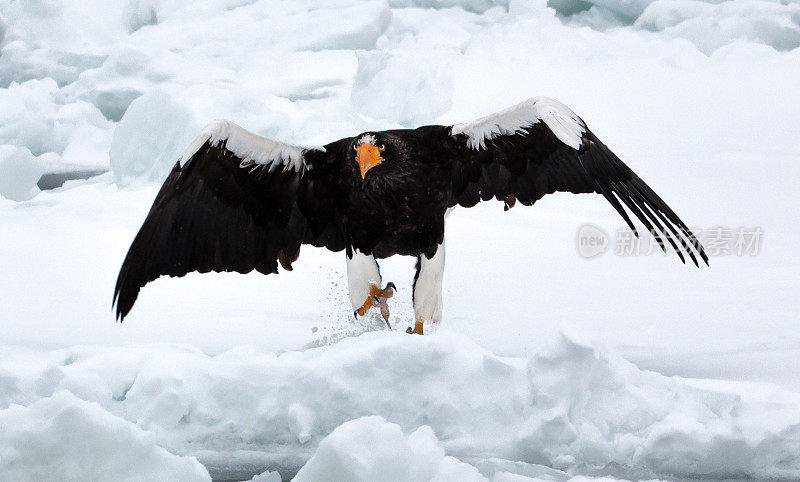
249,469 -> 282,482
0,146 -> 44,201
0,391 -> 210,480
109,90 -> 200,186
293,416 -> 486,482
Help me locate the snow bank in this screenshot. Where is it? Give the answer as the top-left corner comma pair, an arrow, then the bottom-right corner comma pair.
0,391 -> 210,481
3,331 -> 800,479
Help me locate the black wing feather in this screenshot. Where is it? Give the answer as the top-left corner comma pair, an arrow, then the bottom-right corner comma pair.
113,139 -> 346,321
448,119 -> 707,266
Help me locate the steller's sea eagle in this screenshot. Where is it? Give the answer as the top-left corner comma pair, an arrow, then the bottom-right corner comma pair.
113,97 -> 707,334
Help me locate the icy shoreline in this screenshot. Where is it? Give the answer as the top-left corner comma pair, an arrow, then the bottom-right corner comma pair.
3,330 -> 800,480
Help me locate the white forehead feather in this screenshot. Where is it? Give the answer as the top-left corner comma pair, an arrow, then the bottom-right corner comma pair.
357,134 -> 377,146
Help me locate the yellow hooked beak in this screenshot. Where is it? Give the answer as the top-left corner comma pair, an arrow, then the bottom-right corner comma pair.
356,143 -> 383,179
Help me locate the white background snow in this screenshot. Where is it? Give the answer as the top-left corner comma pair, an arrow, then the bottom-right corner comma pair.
1,0 -> 799,480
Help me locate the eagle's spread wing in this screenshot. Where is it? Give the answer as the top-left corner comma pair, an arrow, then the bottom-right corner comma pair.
113,120 -> 347,321
447,97 -> 708,266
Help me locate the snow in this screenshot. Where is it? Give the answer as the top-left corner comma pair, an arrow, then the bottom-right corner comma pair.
0,391 -> 210,480
1,0 -> 800,479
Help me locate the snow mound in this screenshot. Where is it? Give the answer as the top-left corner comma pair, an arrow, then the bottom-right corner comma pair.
0,146 -> 44,201
294,416 -> 485,482
0,390 -> 210,481
3,331 -> 800,479
109,90 -> 200,186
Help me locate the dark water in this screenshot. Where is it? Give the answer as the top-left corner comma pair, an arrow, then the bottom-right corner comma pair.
37,169 -> 108,190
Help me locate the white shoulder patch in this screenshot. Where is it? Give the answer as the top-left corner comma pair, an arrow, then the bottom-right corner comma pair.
450,97 -> 586,151
178,119 -> 324,171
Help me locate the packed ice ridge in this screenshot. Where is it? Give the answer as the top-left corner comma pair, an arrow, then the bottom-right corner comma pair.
3,331 -> 800,480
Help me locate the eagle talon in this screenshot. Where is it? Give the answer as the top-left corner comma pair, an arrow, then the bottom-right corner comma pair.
356,282 -> 396,324
406,321 -> 424,335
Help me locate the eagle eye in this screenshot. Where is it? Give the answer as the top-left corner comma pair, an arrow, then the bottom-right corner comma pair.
378,144 -> 385,152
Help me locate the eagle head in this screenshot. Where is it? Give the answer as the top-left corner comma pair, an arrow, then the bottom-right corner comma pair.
353,134 -> 385,179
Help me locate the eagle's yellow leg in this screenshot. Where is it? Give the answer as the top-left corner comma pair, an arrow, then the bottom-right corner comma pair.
406,320 -> 424,335
356,283 -> 395,328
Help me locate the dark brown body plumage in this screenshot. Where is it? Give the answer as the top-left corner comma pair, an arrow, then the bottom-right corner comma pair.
338,127 -> 453,258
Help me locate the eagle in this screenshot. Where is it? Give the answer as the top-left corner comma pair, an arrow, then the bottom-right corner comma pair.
113,97 -> 707,334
